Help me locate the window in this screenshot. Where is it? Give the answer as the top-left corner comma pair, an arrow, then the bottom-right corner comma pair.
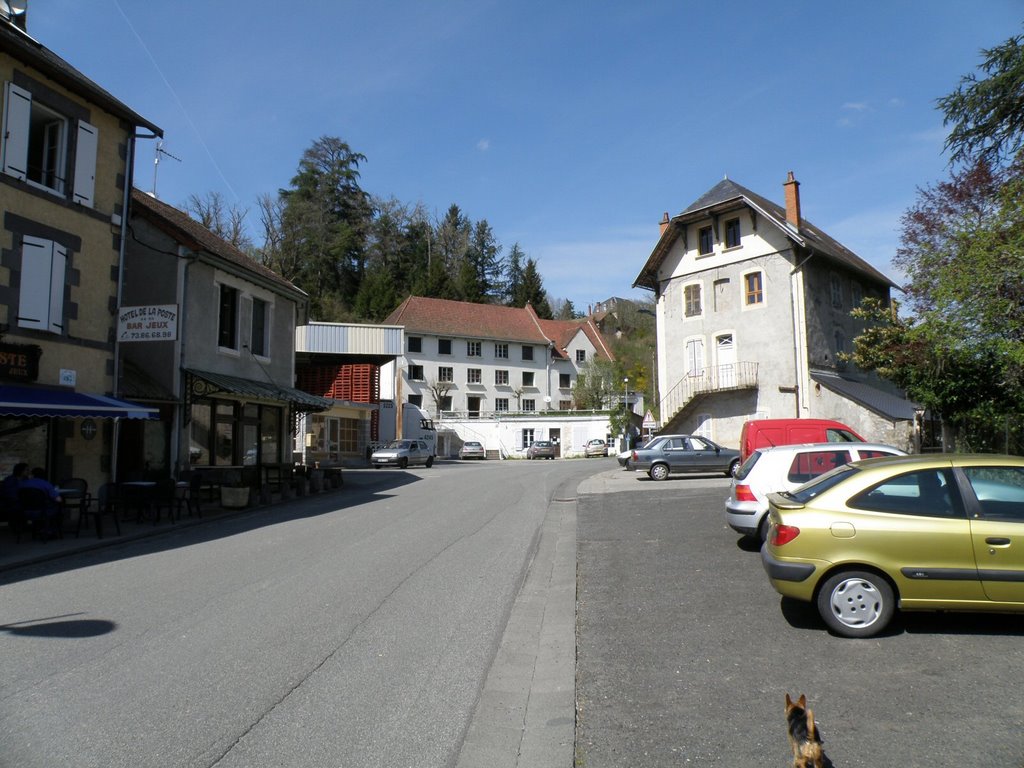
440,395 -> 453,411
218,284 -> 239,349
576,349 -> 586,363
408,365 -> 424,381
522,399 -> 536,412
522,372 -> 535,387
495,369 -> 509,386
559,373 -> 571,388
522,428 -> 535,447
495,343 -> 508,359
849,469 -> 964,518
744,272 -> 764,305
963,466 -> 1024,521
495,398 -> 509,412
438,366 -> 453,382
698,225 -> 714,255
851,283 -> 863,310
467,340 -> 481,357
559,400 -> 573,410
830,274 -> 843,308
725,218 -> 741,249
17,235 -> 66,333
408,336 -> 422,353
439,338 -> 452,355
684,284 -> 702,317
467,368 -> 482,384
408,394 -> 423,407
2,80 -> 98,205
522,345 -> 534,361
250,298 -> 268,356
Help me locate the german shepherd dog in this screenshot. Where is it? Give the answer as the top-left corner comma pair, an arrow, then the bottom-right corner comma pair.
785,694 -> 833,767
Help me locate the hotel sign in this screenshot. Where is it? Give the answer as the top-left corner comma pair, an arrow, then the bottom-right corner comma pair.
118,304 -> 179,342
0,342 -> 41,382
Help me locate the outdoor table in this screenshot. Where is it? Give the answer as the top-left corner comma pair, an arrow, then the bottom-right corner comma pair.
119,481 -> 157,522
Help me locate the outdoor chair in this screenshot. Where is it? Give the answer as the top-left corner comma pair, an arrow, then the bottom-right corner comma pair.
79,483 -> 123,539
60,478 -> 89,535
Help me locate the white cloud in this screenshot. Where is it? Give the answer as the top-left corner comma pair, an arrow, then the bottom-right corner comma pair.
476,138 -> 490,152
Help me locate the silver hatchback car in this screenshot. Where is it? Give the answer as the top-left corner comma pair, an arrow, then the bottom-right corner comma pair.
726,442 -> 905,540
371,439 -> 435,469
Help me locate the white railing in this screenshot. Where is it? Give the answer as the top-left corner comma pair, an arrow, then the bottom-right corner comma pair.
659,361 -> 758,424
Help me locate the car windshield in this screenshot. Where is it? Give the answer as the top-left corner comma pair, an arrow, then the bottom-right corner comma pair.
784,465 -> 861,503
387,440 -> 411,449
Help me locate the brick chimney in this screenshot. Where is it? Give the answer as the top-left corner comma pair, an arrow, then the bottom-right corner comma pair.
659,211 -> 670,236
783,171 -> 801,229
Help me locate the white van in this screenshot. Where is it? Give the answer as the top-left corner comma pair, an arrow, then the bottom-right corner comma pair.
725,442 -> 906,540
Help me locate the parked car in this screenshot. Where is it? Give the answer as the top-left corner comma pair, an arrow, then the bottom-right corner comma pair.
371,439 -> 435,469
726,442 -> 906,541
739,418 -> 864,462
631,434 -> 740,480
526,440 -> 556,460
459,441 -> 486,460
584,439 -> 609,458
762,453 -> 1024,638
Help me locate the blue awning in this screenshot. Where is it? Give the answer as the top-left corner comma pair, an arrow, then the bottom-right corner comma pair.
0,384 -> 158,419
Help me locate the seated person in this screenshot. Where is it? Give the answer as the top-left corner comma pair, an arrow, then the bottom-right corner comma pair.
2,462 -> 29,509
21,467 -> 62,535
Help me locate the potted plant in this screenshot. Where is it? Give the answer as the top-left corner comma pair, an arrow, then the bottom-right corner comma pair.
219,470 -> 250,509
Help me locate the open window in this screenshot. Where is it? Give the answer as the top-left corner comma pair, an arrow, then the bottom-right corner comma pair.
2,82 -> 97,206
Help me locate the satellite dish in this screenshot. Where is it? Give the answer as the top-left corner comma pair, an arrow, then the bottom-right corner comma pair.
543,396 -> 552,404
1,1 -> 27,30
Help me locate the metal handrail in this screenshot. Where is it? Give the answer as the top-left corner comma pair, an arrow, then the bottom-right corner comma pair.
658,361 -> 758,423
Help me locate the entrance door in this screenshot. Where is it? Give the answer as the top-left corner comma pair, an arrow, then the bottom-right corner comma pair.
467,396 -> 481,419
549,428 -> 561,457
716,334 -> 736,387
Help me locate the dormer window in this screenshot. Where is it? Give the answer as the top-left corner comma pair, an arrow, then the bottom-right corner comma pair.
698,226 -> 714,255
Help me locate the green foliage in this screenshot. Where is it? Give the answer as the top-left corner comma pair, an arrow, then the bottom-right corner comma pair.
938,31 -> 1024,167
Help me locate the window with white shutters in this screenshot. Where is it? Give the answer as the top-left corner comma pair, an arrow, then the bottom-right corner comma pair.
17,235 -> 67,334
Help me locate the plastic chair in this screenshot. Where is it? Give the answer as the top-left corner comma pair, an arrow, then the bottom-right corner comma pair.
60,478 -> 89,534
78,483 -> 123,539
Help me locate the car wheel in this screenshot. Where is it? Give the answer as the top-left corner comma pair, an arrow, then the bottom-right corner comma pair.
398,457 -> 408,469
816,570 -> 895,638
726,459 -> 740,477
649,463 -> 670,481
373,465 -> 382,470
426,456 -> 434,468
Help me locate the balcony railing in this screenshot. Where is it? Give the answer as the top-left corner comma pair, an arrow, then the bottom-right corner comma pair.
659,361 -> 758,424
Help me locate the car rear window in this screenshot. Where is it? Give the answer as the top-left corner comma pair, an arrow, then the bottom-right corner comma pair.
786,449 -> 852,484
785,465 -> 860,503
734,451 -> 762,481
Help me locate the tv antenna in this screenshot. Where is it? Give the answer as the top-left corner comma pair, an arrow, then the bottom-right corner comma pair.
152,141 -> 181,197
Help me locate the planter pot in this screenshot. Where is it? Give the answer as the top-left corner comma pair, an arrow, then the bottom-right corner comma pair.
220,486 -> 250,509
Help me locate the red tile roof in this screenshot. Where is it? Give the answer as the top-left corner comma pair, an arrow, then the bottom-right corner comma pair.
384,296 -> 614,361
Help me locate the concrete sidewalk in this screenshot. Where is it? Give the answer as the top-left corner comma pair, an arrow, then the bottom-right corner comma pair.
0,468 -> 386,573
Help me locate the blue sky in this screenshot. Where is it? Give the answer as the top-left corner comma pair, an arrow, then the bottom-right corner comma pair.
28,1 -> 1022,311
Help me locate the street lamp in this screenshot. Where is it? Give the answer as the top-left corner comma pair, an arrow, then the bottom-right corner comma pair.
622,377 -> 629,451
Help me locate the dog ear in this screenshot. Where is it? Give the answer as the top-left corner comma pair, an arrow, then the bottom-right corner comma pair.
797,694 -> 807,708
785,693 -> 794,708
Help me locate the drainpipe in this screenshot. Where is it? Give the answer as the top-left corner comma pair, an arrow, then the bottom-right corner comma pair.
112,129 -> 159,481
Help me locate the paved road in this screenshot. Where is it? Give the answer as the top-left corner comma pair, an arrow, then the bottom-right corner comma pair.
0,460 -> 591,768
575,472 -> 1024,767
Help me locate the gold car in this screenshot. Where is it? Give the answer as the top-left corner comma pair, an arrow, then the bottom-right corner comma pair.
761,454 -> 1024,638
